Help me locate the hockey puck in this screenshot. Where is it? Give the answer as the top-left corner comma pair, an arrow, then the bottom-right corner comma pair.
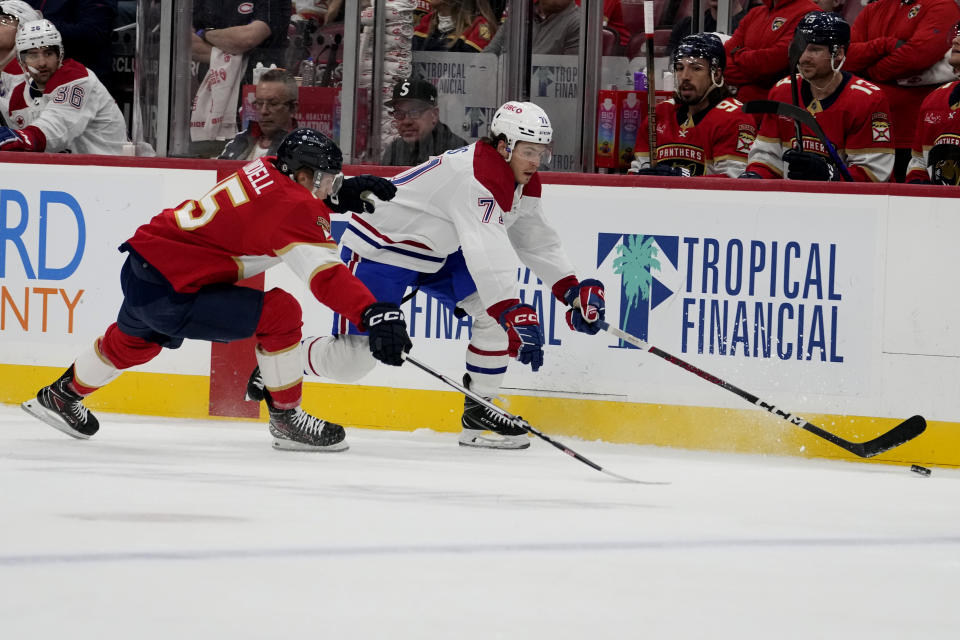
910,464 -> 932,477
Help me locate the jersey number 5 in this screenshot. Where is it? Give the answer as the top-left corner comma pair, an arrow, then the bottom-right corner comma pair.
174,174 -> 250,230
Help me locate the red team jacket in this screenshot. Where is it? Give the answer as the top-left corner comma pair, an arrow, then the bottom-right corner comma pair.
845,0 -> 960,148
724,0 -> 823,105
412,12 -> 495,51
906,80 -> 960,182
125,158 -> 376,326
746,73 -> 895,181
633,97 -> 758,176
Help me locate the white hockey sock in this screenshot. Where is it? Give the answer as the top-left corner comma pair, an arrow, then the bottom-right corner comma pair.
302,334 -> 377,382
73,338 -> 122,391
256,343 -> 303,395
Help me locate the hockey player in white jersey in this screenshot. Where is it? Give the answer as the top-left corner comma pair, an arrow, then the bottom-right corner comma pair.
292,101 -> 607,449
0,19 -> 128,154
0,2 -> 41,123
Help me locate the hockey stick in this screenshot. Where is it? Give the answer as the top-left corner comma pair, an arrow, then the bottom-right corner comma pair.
644,1 -> 658,168
402,353 -> 665,484
596,321 -> 926,458
743,99 -> 854,182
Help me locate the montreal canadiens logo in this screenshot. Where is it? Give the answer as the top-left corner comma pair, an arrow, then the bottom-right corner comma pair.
238,2 -> 254,14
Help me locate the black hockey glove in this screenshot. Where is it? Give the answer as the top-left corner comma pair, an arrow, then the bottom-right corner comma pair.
634,164 -> 689,177
327,175 -> 397,213
738,171 -> 763,179
782,149 -> 836,182
563,279 -> 606,335
361,302 -> 411,366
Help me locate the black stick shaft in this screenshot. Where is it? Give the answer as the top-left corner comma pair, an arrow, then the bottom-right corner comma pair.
598,321 -> 925,458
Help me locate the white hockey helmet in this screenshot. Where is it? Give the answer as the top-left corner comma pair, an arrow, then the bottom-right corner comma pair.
16,19 -> 63,67
0,1 -> 42,24
490,101 -> 553,162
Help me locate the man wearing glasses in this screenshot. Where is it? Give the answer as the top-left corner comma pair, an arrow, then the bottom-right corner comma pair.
381,77 -> 468,166
219,68 -> 299,160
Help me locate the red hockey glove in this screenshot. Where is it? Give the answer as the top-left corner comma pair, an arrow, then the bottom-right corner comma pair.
564,279 -> 605,335
0,126 -> 45,152
497,303 -> 544,372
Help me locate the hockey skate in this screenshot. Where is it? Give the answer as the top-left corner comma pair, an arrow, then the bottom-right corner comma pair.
268,404 -> 349,452
458,375 -> 530,450
21,366 -> 99,439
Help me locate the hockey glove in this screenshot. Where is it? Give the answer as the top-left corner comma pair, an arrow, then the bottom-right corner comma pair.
0,126 -> 45,152
498,303 -> 544,372
738,171 -> 763,179
327,175 -> 397,213
563,279 -> 605,335
782,149 -> 835,182
361,302 -> 412,366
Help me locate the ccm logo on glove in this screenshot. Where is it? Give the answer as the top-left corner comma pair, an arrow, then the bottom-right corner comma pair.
365,309 -> 403,326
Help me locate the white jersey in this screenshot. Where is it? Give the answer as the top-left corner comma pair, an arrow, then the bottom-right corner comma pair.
5,58 -> 127,154
0,58 -> 25,126
339,142 -> 576,311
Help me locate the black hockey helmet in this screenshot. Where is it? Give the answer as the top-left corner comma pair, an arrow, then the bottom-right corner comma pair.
275,127 -> 343,177
793,11 -> 851,53
928,143 -> 960,186
673,32 -> 726,72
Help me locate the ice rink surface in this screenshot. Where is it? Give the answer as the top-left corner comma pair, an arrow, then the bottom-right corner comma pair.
1,403 -> 957,639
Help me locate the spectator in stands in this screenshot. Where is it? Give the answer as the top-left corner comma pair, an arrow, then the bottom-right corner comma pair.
192,0 -> 290,83
294,0 -> 344,26
629,33 -> 757,177
742,12 -> 894,182
0,1 -> 41,123
723,0 -> 822,104
484,0 -> 580,55
413,0 -> 499,52
575,0 -> 628,50
0,19 -> 128,154
26,1 -> 117,86
905,22 -> 960,184
668,0 -> 751,56
381,77 -> 468,166
219,69 -> 298,160
843,0 -> 960,182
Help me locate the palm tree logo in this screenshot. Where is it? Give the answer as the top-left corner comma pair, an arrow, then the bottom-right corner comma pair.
613,234 -> 661,328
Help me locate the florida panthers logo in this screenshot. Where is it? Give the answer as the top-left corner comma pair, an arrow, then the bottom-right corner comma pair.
771,17 -> 787,31
908,6 -> 920,19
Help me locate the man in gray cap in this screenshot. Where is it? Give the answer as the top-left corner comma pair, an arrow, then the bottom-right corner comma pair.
381,77 -> 468,166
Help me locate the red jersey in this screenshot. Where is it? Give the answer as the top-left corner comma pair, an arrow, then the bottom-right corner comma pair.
125,158 -> 376,325
575,0 -> 629,46
746,73 -> 895,182
724,0 -> 823,104
412,12 -> 495,52
846,0 -> 960,148
632,96 -> 758,177
906,80 -> 960,182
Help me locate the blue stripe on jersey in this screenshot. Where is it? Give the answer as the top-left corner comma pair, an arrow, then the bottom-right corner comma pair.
466,363 -> 509,375
392,156 -> 442,185
345,224 -> 446,263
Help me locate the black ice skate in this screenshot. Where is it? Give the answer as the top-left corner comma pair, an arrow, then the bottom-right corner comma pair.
21,366 -> 100,439
245,366 -> 265,402
268,403 -> 349,452
459,374 -> 530,450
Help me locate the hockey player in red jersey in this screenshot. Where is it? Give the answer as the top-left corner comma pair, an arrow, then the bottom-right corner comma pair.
905,23 -> 960,184
629,33 -> 758,177
286,101 -> 606,450
744,11 -> 895,182
844,0 -> 960,180
724,0 -> 822,105
22,128 -> 412,452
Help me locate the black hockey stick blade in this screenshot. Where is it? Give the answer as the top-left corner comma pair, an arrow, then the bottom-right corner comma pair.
802,414 -> 926,458
402,353 -> 666,484
743,99 -> 854,182
596,320 -> 927,458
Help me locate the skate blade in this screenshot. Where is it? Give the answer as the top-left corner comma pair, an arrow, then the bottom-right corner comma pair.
272,438 -> 349,452
458,431 -> 530,450
21,399 -> 90,440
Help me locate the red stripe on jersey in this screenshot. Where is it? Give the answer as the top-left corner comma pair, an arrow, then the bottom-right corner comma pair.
473,141 -> 516,212
350,213 -> 433,250
468,344 -> 509,357
43,59 -> 89,94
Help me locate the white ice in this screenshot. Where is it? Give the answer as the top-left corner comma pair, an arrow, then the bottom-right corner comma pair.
1,403 -> 957,639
